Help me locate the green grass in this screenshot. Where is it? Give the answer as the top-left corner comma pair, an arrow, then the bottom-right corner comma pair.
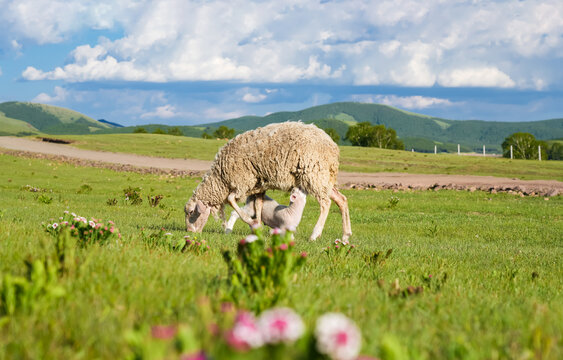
0,153 -> 561,359
0,113 -> 39,135
48,133 -> 563,181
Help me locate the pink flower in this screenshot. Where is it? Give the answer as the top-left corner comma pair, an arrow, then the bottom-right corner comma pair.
301,252 -> 308,258
270,228 -> 282,235
257,307 -> 305,345
180,351 -> 208,360
279,243 -> 288,251
225,312 -> 263,351
89,221 -> 96,228
151,325 -> 178,339
52,223 -> 59,229
315,313 -> 362,360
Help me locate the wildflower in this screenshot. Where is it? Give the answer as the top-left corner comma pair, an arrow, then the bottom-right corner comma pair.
71,212 -> 76,217
341,239 -> 350,246
257,307 -> 305,345
64,210 -> 69,214
270,228 -> 283,235
315,313 -> 362,360
279,243 -> 288,251
151,325 -> 178,340
89,220 -> 96,228
180,351 -> 208,360
245,234 -> 258,243
225,312 -> 263,351
164,232 -> 173,236
52,223 -> 59,229
335,239 -> 341,245
301,252 -> 308,258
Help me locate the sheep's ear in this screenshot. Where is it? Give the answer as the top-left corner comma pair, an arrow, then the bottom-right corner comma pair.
196,200 -> 208,214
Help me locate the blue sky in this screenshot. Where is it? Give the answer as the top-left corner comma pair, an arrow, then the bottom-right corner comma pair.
0,0 -> 562,126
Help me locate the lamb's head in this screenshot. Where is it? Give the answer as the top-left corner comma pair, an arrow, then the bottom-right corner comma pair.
184,198 -> 212,233
289,187 -> 307,204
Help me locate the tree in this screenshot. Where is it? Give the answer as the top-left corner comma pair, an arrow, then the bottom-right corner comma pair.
133,127 -> 147,133
323,128 -> 340,144
547,142 -> 563,160
152,128 -> 166,135
345,122 -> 404,150
201,132 -> 213,139
501,132 -> 546,160
213,126 -> 235,139
167,127 -> 183,136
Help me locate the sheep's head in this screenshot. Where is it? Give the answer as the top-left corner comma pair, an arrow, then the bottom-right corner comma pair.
185,198 -> 211,233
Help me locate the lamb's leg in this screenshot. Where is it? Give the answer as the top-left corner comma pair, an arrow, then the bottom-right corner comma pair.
253,192 -> 265,226
225,210 -> 239,234
310,197 -> 331,241
227,193 -> 254,225
330,187 -> 352,241
225,199 -> 256,233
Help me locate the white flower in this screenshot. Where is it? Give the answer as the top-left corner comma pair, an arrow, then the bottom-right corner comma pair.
245,234 -> 258,243
315,313 -> 362,360
258,307 -> 305,344
164,232 -> 173,236
226,312 -> 263,350
71,212 -> 77,217
52,223 -> 59,229
89,221 -> 96,228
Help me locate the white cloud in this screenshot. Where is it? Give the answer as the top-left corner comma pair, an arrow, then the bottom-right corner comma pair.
352,94 -> 453,110
6,0 -> 562,88
32,86 -> 68,103
438,67 -> 515,88
140,104 -> 181,119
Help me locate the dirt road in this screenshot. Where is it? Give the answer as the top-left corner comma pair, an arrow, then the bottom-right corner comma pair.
1,136 -> 561,196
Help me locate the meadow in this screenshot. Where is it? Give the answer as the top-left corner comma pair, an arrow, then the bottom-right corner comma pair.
0,150 -> 562,359
52,133 -> 563,181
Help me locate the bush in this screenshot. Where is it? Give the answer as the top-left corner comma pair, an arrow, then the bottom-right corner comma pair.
133,127 -> 148,133
323,128 -> 340,144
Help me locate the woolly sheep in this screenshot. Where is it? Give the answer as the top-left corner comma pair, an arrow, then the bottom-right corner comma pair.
225,187 -> 307,233
184,121 -> 352,241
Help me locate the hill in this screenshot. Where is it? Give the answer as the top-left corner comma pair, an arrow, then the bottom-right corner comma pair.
0,102 -> 111,135
205,102 -> 563,153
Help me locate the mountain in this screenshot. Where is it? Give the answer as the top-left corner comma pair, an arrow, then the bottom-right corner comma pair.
204,102 -> 563,152
0,102 -> 111,135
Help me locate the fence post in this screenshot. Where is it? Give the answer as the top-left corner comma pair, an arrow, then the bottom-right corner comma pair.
538,146 -> 541,161
483,145 -> 486,157
457,144 -> 460,155
510,145 -> 513,159
434,145 -> 437,154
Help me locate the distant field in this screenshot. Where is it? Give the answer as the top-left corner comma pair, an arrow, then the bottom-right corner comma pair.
0,153 -> 561,359
45,134 -> 563,181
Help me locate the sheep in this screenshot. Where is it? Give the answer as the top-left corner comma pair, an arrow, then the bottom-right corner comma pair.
225,187 -> 307,233
184,121 -> 352,241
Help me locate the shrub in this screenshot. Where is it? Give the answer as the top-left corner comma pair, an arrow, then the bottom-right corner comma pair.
123,186 -> 143,205
345,122 -> 404,150
222,227 -> 306,312
147,194 -> 163,207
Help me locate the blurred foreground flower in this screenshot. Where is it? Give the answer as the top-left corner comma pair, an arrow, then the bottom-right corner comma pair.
315,313 -> 362,360
225,311 -> 263,351
257,307 -> 305,345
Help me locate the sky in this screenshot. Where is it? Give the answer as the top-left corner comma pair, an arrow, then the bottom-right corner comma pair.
0,0 -> 562,127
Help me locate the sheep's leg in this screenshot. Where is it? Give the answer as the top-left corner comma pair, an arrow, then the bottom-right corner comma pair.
227,193 -> 254,225
253,192 -> 265,226
330,187 -> 352,241
310,197 -> 331,241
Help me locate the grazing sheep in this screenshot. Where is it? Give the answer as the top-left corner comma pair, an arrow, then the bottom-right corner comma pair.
225,187 -> 307,233
185,121 -> 352,241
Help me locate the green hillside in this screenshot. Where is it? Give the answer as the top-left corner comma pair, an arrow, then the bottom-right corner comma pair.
205,102 -> 563,153
0,102 -> 111,135
0,111 -> 40,136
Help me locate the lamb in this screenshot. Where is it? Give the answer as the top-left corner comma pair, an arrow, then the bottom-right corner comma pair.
225,187 -> 307,233
184,121 -> 352,241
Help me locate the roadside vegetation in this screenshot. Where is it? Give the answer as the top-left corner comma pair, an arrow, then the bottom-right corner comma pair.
0,153 -> 561,359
